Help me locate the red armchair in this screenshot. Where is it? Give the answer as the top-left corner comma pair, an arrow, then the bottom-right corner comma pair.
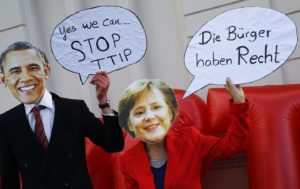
205,84 -> 300,189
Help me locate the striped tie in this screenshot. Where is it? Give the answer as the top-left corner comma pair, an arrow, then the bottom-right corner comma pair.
32,105 -> 48,149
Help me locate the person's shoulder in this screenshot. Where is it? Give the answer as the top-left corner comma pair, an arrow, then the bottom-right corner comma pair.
168,126 -> 202,145
120,140 -> 143,160
170,126 -> 200,137
0,104 -> 24,125
0,103 -> 23,118
51,92 -> 85,105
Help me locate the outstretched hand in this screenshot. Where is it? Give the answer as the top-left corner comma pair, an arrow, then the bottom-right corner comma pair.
90,71 -> 110,104
225,77 -> 245,104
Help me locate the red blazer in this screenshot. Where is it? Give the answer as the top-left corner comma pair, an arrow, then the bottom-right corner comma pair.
120,102 -> 249,189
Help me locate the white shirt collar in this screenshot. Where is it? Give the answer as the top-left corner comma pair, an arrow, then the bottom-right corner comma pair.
24,90 -> 54,115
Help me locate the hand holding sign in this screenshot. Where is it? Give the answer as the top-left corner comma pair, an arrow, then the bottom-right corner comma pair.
183,7 -> 297,98
51,6 -> 147,84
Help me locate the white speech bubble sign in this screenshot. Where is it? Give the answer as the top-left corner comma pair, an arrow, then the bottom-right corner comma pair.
51,6 -> 147,84
183,7 -> 297,98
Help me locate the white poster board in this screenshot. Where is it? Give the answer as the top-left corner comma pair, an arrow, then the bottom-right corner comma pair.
51,6 -> 147,84
184,7 -> 297,98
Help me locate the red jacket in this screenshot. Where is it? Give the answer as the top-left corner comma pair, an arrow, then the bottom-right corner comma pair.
120,102 -> 249,189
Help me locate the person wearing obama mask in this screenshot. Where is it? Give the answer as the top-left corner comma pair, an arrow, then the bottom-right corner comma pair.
0,41 -> 124,189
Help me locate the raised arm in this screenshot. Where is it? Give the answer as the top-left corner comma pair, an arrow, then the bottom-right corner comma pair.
90,71 -> 113,114
199,77 -> 249,161
225,77 -> 245,104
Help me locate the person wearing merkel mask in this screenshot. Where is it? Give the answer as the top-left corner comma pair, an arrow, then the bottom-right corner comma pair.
118,79 -> 249,189
0,41 -> 124,189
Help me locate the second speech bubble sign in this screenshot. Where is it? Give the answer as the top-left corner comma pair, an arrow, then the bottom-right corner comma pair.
184,7 -> 297,98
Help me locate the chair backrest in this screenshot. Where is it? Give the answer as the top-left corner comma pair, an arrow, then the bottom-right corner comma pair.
205,84 -> 300,189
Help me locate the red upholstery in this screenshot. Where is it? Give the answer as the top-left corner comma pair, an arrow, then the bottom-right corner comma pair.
206,84 -> 300,189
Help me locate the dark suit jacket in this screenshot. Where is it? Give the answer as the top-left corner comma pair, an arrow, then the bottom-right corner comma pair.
0,93 -> 124,189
